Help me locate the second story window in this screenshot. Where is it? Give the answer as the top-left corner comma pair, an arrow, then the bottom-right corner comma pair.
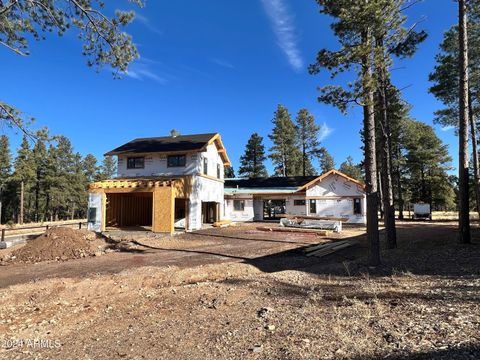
127,157 -> 145,169
167,155 -> 186,167
217,164 -> 221,179
203,158 -> 208,175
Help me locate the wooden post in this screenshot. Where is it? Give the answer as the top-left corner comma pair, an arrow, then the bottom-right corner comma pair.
79,222 -> 82,230
1,229 -> 5,242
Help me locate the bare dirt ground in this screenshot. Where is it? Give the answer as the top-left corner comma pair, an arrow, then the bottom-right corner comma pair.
0,222 -> 479,359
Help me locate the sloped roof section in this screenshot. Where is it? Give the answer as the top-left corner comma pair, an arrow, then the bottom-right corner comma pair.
298,169 -> 365,190
225,176 -> 318,189
105,133 -> 231,166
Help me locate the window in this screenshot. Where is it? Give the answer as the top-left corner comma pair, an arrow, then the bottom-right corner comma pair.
294,199 -> 306,206
203,158 -> 208,175
309,199 -> 316,214
127,157 -> 144,169
233,200 -> 245,211
354,198 -> 362,214
167,155 -> 186,167
217,164 -> 221,179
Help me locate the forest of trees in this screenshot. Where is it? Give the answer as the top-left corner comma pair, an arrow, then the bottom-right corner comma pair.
0,130 -> 116,225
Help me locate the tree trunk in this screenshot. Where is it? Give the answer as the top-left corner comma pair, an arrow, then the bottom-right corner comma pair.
19,180 -> 24,225
468,94 -> 480,220
362,29 -> 380,266
376,46 -> 397,249
396,146 -> 404,220
377,170 -> 384,219
458,0 -> 471,243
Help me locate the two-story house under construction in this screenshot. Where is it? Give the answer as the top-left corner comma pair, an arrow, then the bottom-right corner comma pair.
87,133 -> 230,234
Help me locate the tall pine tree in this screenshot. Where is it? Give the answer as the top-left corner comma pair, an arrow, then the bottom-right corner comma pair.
98,156 -> 117,180
268,105 -> 302,177
239,133 -> 268,178
318,147 -> 335,173
0,135 -> 12,224
295,109 -> 320,176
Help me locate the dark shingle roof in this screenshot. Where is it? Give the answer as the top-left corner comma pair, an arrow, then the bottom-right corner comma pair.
224,176 -> 319,189
105,133 -> 217,156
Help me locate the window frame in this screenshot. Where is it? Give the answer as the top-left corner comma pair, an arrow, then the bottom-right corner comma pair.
293,199 -> 306,206
203,157 -> 208,175
167,154 -> 187,168
233,200 -> 245,212
127,157 -> 145,169
353,198 -> 362,215
309,199 -> 316,214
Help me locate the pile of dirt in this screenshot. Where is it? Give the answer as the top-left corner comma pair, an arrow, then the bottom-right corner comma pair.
10,227 -> 103,263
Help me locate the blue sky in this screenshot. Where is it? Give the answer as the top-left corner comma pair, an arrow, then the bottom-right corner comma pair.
0,0 -> 459,174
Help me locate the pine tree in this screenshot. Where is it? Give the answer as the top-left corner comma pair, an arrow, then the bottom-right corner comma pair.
239,133 -> 268,178
83,154 -> 100,184
339,156 -> 363,180
0,135 -> 12,224
401,119 -> 454,210
1,1 -> 140,131
98,156 -> 117,180
32,129 -> 49,221
11,135 -> 35,223
458,0 -> 471,243
268,105 -> 302,177
310,0 -> 381,265
318,147 -> 335,173
295,109 -> 320,176
224,166 -> 235,178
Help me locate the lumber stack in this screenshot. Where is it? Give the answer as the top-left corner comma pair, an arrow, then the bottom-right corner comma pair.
302,239 -> 357,258
213,219 -> 233,228
256,226 -> 329,236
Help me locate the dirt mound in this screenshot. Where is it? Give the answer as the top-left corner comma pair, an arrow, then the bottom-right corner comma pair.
10,227 -> 102,263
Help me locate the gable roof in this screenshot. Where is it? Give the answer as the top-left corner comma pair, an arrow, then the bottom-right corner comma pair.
297,169 -> 365,190
224,170 -> 365,195
105,133 -> 231,166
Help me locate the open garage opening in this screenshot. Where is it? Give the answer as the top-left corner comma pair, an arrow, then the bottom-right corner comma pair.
106,192 -> 153,230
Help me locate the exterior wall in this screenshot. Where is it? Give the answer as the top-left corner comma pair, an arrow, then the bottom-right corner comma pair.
87,192 -> 103,232
306,174 -> 366,224
286,195 -> 308,216
187,175 -> 224,231
116,143 -> 224,179
306,174 -> 365,197
224,195 -> 254,222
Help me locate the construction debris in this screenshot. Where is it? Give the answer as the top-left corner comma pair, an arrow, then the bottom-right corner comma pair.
302,239 -> 358,258
212,220 -> 233,228
256,226 -> 329,236
285,214 -> 349,222
280,217 -> 342,232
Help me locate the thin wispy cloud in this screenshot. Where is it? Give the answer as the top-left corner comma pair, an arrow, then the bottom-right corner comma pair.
211,58 -> 235,69
440,125 -> 455,132
318,122 -> 333,141
126,60 -> 167,84
135,14 -> 163,36
261,0 -> 303,71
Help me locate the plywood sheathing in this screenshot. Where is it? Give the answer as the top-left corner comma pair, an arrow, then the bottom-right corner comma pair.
152,185 -> 174,233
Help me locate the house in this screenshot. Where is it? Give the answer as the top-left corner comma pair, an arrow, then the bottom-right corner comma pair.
224,170 -> 366,224
87,133 -> 231,234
